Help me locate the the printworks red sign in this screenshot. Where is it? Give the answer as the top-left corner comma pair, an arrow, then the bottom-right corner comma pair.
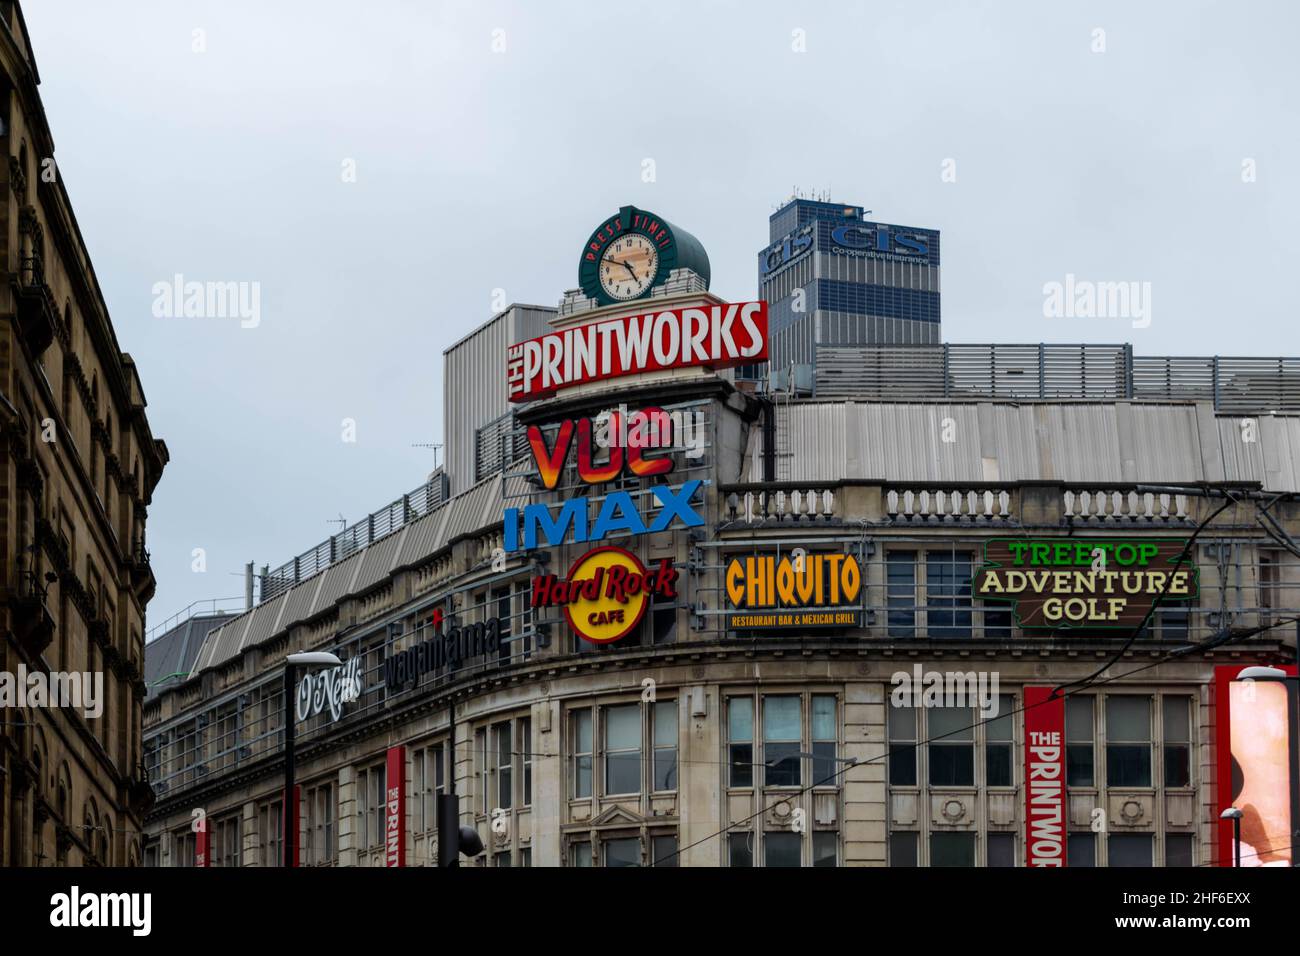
385,745 -> 406,867
1024,686 -> 1066,867
506,302 -> 768,402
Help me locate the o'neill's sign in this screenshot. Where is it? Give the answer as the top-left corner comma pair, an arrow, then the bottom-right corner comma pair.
973,538 -> 1197,629
725,552 -> 862,630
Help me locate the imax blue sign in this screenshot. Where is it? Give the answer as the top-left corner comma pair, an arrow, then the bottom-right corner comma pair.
503,480 -> 705,552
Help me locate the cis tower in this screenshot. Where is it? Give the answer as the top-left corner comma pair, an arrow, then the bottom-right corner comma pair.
757,197 -> 941,390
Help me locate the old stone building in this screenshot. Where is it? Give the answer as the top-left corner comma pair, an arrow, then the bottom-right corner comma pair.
1,0 -> 168,866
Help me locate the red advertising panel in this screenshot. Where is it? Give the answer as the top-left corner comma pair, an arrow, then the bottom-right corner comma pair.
1214,664 -> 1298,866
507,301 -> 768,402
195,813 -> 209,868
385,745 -> 406,867
1024,686 -> 1066,867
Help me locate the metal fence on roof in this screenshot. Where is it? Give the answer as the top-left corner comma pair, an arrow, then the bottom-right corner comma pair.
813,344 -> 1300,412
259,469 -> 449,603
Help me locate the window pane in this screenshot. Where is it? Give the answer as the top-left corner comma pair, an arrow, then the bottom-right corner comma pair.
986,695 -> 1015,741
575,709 -> 593,753
653,701 -> 677,747
1107,745 -> 1152,787
812,832 -> 837,867
1066,696 -> 1094,741
729,743 -> 753,788
729,832 -> 753,867
604,837 -> 640,868
1107,697 -> 1150,741
986,744 -> 1013,787
930,744 -> 974,786
888,705 -> 917,786
606,705 -> 640,750
1164,745 -> 1191,788
728,697 -> 754,741
1109,834 -> 1153,867
890,831 -> 918,867
927,552 -> 972,638
1066,744 -> 1094,787
763,696 -> 801,741
988,832 -> 1015,867
812,696 -> 836,741
651,835 -> 677,867
571,842 -> 591,867
1165,833 -> 1194,867
930,707 -> 974,741
931,832 -> 975,866
1162,697 -> 1190,743
606,753 -> 640,794
765,743 -> 801,787
1067,833 -> 1095,867
887,552 -> 916,637
764,832 -> 801,867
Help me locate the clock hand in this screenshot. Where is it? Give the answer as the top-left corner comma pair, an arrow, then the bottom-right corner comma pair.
621,260 -> 639,280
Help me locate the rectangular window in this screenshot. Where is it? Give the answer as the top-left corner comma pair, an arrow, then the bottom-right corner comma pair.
653,700 -> 677,792
571,842 -> 591,867
305,782 -> 334,866
652,590 -> 677,645
986,694 -> 1015,787
931,832 -> 975,866
888,705 -> 917,786
1067,832 -> 1095,867
887,551 -> 917,637
520,717 -> 532,806
811,695 -> 837,786
1109,833 -> 1153,867
927,552 -> 972,638
1162,697 -> 1191,788
812,831 -> 837,867
764,832 -> 801,867
572,709 -> 593,799
763,696 -> 801,787
259,799 -> 283,867
728,832 -> 754,867
604,837 -> 640,868
728,697 -> 755,788
1106,697 -> 1152,787
651,834 -> 678,868
988,832 -> 1015,867
929,707 -> 974,786
1066,696 -> 1095,787
604,704 -> 641,795
1165,833 -> 1194,867
495,721 -> 513,810
889,831 -> 918,867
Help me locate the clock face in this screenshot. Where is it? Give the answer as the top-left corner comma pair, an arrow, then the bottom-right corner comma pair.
599,234 -> 659,301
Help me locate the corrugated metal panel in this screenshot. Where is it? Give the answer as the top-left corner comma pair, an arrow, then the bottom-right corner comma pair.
311,551 -> 363,615
237,592 -> 287,651
442,473 -> 502,543
280,572 -> 320,627
192,614 -> 251,677
395,500 -> 451,568
354,531 -> 403,593
774,401 -> 1300,490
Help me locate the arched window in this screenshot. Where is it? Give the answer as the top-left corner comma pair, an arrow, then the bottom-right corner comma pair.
101,813 -> 113,864
84,800 -> 100,865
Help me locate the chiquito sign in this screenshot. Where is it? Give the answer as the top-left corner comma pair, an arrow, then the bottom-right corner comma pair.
532,546 -> 678,644
724,552 -> 863,629
506,301 -> 768,402
973,538 -> 1197,628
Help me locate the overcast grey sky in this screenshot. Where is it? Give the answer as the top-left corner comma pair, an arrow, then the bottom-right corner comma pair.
22,0 -> 1298,630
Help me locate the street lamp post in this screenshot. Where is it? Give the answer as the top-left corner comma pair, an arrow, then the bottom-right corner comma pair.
1219,808 -> 1243,867
283,651 -> 342,868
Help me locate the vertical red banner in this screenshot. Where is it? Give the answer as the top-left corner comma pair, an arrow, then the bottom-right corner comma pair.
1215,664 -> 1298,866
1024,686 -> 1066,867
195,815 -> 209,867
385,745 -> 406,867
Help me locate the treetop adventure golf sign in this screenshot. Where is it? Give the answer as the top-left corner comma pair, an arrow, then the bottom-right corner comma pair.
532,546 -> 678,644
506,301 -> 768,403
724,552 -> 862,630
973,538 -> 1197,629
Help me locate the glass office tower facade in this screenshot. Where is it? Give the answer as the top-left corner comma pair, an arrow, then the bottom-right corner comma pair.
758,199 -> 941,386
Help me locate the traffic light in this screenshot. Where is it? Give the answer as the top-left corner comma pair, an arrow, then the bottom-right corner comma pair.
436,793 -> 484,867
